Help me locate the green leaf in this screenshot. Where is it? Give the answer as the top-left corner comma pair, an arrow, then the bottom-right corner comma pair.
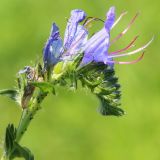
72,53 -> 83,68
10,143 -> 34,160
4,124 -> 17,155
31,82 -> 55,95
0,89 -> 18,101
4,124 -> 34,160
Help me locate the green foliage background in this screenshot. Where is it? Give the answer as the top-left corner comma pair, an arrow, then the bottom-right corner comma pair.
0,0 -> 159,159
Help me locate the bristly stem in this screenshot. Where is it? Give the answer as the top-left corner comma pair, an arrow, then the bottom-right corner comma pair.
1,91 -> 47,160
16,91 -> 47,142
15,109 -> 34,143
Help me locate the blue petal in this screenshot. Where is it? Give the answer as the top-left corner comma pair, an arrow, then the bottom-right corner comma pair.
105,6 -> 115,31
43,23 -> 63,68
81,7 -> 115,65
64,9 -> 86,50
62,25 -> 88,60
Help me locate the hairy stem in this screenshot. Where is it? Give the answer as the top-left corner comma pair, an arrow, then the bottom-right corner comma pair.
1,91 -> 47,160
15,109 -> 34,142
16,91 -> 47,142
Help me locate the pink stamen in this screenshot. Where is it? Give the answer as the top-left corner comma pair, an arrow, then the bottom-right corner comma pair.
109,37 -> 153,58
111,11 -> 128,29
83,17 -> 104,28
109,36 -> 139,55
107,52 -> 145,64
110,12 -> 139,45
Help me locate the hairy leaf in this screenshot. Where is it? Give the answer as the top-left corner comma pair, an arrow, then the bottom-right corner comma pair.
4,124 -> 34,160
4,124 -> 17,155
10,143 -> 34,160
0,89 -> 18,101
31,82 -> 55,94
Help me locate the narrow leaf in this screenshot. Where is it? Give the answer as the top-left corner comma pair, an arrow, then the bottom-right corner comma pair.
31,82 -> 55,94
10,143 -> 34,160
0,89 -> 18,101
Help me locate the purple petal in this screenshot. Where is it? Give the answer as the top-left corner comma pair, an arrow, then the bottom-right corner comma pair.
62,25 -> 88,60
64,9 -> 86,50
105,6 -> 115,31
43,23 -> 63,68
81,7 -> 116,65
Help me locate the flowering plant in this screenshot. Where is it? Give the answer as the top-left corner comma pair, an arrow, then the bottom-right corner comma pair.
0,6 -> 152,160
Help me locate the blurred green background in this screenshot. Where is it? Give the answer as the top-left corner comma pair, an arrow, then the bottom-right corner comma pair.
0,0 -> 159,160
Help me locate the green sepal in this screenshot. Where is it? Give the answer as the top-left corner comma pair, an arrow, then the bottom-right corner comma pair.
0,89 -> 18,101
71,53 -> 83,69
31,82 -> 55,95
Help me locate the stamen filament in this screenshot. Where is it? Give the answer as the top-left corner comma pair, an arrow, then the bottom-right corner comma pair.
111,11 -> 128,29
109,36 -> 139,55
109,37 -> 153,58
110,12 -> 139,45
83,17 -> 104,29
107,52 -> 145,64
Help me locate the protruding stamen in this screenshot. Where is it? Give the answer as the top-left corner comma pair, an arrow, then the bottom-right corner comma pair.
109,35 -> 139,55
110,12 -> 139,45
109,37 -> 153,58
111,11 -> 128,29
107,52 -> 145,64
83,17 -> 105,29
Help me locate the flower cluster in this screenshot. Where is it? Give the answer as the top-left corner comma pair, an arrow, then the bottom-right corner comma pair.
43,6 -> 153,69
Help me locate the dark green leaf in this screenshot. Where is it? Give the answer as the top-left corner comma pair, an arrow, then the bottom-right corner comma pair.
10,143 -> 34,160
4,124 -> 17,155
4,124 -> 34,160
31,82 -> 55,95
0,89 -> 18,101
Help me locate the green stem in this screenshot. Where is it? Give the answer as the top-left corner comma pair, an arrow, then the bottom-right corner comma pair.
1,91 -> 47,160
16,91 -> 47,142
15,109 -> 33,142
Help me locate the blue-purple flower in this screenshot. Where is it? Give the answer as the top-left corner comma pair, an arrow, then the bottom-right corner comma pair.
43,23 -> 63,68
43,6 -> 153,69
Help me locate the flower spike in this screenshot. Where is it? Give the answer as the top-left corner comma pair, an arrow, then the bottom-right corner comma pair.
0,6 -> 154,160
43,7 -> 152,68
